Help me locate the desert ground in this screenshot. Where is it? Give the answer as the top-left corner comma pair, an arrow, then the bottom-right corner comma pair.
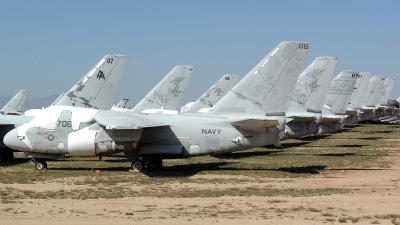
1,124 -> 400,225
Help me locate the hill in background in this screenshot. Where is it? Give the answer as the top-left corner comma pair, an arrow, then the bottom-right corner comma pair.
0,94 -> 59,110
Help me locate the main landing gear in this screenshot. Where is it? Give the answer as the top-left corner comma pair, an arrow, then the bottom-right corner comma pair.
29,159 -> 47,170
131,157 -> 163,172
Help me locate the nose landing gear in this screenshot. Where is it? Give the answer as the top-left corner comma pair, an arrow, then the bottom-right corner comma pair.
29,159 -> 47,170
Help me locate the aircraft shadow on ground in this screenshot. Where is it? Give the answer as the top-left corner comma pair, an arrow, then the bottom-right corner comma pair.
330,144 -> 367,148
144,164 -> 328,177
316,153 -> 357,157
0,158 -> 29,166
356,137 -> 382,140
211,150 -> 283,159
49,167 -> 129,172
144,162 -> 230,177
371,130 -> 393,133
280,142 -> 312,148
327,168 -> 390,171
296,135 -> 329,141
273,165 -> 327,174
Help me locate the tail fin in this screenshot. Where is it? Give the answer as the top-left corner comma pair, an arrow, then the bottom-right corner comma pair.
348,72 -> 371,109
377,78 -> 395,105
185,74 -> 239,113
51,93 -> 65,105
324,71 -> 358,114
114,99 -> 130,108
55,54 -> 129,110
288,57 -> 338,114
132,65 -> 194,113
0,89 -> 30,115
207,41 -> 310,116
361,76 -> 385,107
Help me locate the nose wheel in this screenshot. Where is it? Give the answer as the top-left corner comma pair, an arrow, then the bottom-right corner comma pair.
29,159 -> 47,170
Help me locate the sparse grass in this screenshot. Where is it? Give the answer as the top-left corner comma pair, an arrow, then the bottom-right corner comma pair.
308,208 -> 322,212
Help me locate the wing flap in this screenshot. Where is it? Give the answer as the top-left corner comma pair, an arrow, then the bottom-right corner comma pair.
93,111 -> 166,129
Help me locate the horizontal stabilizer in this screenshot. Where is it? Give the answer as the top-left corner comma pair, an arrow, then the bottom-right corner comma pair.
286,115 -> 317,123
345,110 -> 358,115
361,107 -> 374,112
322,116 -> 342,123
231,118 -> 279,131
93,111 -> 166,130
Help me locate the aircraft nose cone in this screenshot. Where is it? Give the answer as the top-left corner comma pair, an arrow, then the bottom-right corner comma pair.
3,128 -> 30,151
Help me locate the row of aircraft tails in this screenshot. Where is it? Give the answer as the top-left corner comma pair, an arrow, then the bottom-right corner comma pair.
0,41 -> 398,171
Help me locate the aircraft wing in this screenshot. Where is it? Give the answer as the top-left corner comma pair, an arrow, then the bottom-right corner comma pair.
286,115 -> 316,123
93,111 -> 166,129
231,118 -> 279,131
360,107 -> 374,112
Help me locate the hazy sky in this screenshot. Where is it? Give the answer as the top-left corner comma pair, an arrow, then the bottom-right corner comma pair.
1,1 -> 399,106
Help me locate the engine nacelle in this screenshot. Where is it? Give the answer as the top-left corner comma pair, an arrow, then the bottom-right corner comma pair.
68,128 -> 97,156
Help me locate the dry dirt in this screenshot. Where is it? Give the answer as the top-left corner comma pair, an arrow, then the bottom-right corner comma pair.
1,147 -> 400,224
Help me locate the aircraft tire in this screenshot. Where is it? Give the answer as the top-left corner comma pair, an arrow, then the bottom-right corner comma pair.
131,160 -> 145,171
34,161 -> 47,170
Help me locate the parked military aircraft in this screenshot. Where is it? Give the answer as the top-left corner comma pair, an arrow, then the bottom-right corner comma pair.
0,89 -> 30,160
4,41 -> 310,171
0,89 -> 30,116
111,99 -> 130,111
359,76 -> 386,122
280,56 -> 338,141
318,71 -> 358,134
183,74 -> 239,113
0,54 -> 129,161
132,65 -> 194,114
344,72 -> 371,124
375,78 -> 395,119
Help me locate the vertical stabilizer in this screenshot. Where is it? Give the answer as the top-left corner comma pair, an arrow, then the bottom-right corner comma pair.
361,76 -> 385,107
207,41 -> 310,116
185,74 -> 239,113
51,93 -> 65,105
55,54 -> 129,110
114,99 -> 130,109
324,71 -> 358,114
377,78 -> 395,106
0,89 -> 30,115
348,72 -> 371,109
132,65 -> 194,113
288,57 -> 338,114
